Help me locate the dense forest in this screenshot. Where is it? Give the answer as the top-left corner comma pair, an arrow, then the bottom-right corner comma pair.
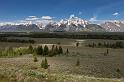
0,32 -> 124,40
87,41 -> 124,48
0,37 -> 35,43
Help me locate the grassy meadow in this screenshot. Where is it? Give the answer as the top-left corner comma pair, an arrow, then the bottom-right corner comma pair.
0,37 -> 124,82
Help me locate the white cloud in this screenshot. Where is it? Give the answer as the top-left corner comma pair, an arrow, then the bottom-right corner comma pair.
25,16 -> 39,21
19,15 -> 54,25
28,16 -> 37,18
112,12 -> 119,16
41,16 -> 53,20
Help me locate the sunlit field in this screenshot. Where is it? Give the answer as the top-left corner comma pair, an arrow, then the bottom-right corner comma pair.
0,37 -> 124,82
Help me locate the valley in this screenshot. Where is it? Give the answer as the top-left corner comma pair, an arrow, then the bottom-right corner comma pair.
0,35 -> 124,82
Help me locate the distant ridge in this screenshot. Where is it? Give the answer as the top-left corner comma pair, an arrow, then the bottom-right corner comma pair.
0,15 -> 124,32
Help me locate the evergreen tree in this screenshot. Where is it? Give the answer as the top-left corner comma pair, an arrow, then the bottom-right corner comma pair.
33,56 -> 38,62
36,45 -> 43,55
51,45 -> 55,51
43,45 -> 49,56
58,46 -> 63,54
57,42 -> 61,45
76,42 -> 79,47
92,43 -> 96,48
28,45 -> 33,54
41,60 -> 45,68
41,57 -> 48,69
66,48 -> 69,54
55,46 -> 59,54
49,45 -> 58,57
98,43 -> 102,47
106,49 -> 109,54
76,58 -> 80,66
116,68 -> 121,73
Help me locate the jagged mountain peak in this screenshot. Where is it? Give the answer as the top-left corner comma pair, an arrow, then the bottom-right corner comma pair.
57,15 -> 88,27
101,20 -> 124,32
1,15 -> 124,32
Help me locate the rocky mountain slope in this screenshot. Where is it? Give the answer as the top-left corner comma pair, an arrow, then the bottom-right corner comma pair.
0,16 -> 124,32
101,21 -> 124,32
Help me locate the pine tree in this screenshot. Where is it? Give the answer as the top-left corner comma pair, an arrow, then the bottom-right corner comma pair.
44,57 -> 48,69
41,60 -> 45,68
28,45 -> 33,54
76,58 -> 80,66
66,48 -> 69,54
55,46 -> 59,55
106,49 -> 109,54
41,57 -> 48,69
58,46 -> 63,54
43,45 -> 49,56
51,45 -> 55,51
36,45 -> 43,55
92,43 -> 96,48
49,45 -> 58,57
33,56 -> 38,62
98,43 -> 102,47
76,42 -> 79,47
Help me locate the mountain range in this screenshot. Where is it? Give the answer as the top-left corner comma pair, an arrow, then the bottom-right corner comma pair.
0,15 -> 124,32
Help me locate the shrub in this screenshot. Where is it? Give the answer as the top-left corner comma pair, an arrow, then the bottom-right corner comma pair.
76,58 -> 80,66
116,68 -> 120,73
41,58 -> 48,69
28,45 -> 34,54
33,56 -> 38,62
19,52 -> 22,56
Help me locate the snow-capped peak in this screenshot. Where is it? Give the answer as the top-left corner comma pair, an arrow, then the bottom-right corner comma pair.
57,15 -> 88,27
101,20 -> 124,32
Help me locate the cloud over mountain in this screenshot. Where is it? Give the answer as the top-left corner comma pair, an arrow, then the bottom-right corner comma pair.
41,16 -> 53,20
0,15 -> 124,32
25,16 -> 40,21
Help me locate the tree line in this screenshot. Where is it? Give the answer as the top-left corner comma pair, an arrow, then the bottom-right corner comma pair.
0,44 -> 68,58
87,41 -> 124,48
32,45 -> 64,57
0,32 -> 124,40
0,37 -> 35,44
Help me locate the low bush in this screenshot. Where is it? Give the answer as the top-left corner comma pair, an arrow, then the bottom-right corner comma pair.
41,58 -> 49,69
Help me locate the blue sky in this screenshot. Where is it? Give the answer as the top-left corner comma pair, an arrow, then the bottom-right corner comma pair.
0,0 -> 124,22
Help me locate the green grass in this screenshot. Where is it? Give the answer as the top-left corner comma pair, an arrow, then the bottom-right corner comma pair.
0,47 -> 30,58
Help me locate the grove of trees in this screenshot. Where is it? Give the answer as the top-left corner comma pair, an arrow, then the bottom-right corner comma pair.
87,41 -> 124,48
33,45 -> 64,57
0,37 -> 35,44
0,45 -> 64,58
